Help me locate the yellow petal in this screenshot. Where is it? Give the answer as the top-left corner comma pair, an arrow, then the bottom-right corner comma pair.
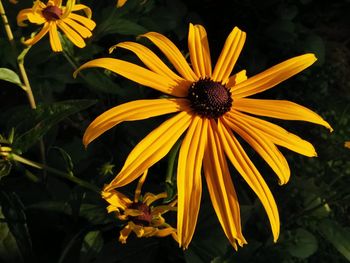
27,12 -> 46,25
48,22 -> 63,52
72,4 -> 92,19
105,111 -> 192,190
23,22 -> 50,46
110,41 -> 186,82
225,114 -> 290,185
177,117 -> 207,248
83,98 -> 189,146
134,170 -> 148,202
101,189 -> 132,210
68,13 -> 96,31
75,58 -> 188,97
155,227 -> 177,237
231,110 -> 317,157
232,54 -> 317,98
57,20 -> 85,48
17,8 -> 34,26
117,0 -> 127,8
203,120 -> 246,249
143,192 -> 167,206
212,27 -> 246,84
119,224 -> 132,243
234,98 -> 333,131
227,70 -> 247,88
63,17 -> 92,38
61,0 -> 76,19
217,120 -> 280,241
141,32 -> 197,81
188,23 -> 212,78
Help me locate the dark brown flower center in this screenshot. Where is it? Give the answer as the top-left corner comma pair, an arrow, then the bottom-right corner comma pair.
187,78 -> 233,119
129,202 -> 152,226
42,5 -> 62,21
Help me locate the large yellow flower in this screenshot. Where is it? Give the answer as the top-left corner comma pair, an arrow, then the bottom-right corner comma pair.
75,24 -> 332,249
17,0 -> 96,52
102,170 -> 177,243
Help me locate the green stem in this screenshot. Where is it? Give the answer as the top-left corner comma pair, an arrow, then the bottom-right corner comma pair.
10,153 -> 100,194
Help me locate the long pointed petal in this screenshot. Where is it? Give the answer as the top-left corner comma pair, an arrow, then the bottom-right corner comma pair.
177,117 -> 207,248
227,70 -> 247,88
83,98 -> 189,146
188,23 -> 212,78
232,54 -> 317,98
110,41 -> 186,83
212,27 -> 246,84
48,22 -> 62,52
68,13 -> 96,30
231,110 -> 317,157
105,111 -> 192,190
64,17 -> 92,38
23,22 -> 50,46
234,98 -> 333,131
74,58 -> 188,97
203,120 -> 246,249
141,32 -> 198,81
57,20 -> 86,48
71,4 -> 92,19
224,114 -> 290,185
218,120 -> 280,241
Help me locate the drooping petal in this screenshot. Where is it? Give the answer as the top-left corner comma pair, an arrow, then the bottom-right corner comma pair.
72,4 -> 92,19
63,17 -> 92,38
105,111 -> 192,190
27,12 -> 46,25
143,192 -> 167,206
17,8 -> 38,26
188,23 -> 212,78
212,27 -> 246,84
227,70 -> 247,88
102,189 -> 132,211
203,120 -> 246,249
74,58 -> 189,97
110,41 -> 186,83
177,117 -> 207,248
141,32 -> 198,81
119,224 -> 132,243
224,114 -> 290,184
233,98 -> 333,131
232,54 -> 317,98
218,120 -> 280,241
134,170 -> 148,202
231,110 -> 317,157
48,22 -> 63,52
57,20 -> 86,48
23,22 -> 50,46
61,0 -> 76,19
83,98 -> 189,146
68,13 -> 96,30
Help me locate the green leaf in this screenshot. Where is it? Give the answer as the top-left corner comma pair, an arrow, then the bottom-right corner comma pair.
80,231 -> 103,263
286,228 -> 318,259
0,192 -> 32,262
319,219 -> 350,261
99,18 -> 148,36
13,99 -> 96,153
51,147 -> 74,174
0,68 -> 23,88
0,160 -> 12,180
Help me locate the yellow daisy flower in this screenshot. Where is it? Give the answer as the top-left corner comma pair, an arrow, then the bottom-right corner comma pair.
102,170 -> 177,243
75,23 -> 332,249
17,0 -> 96,52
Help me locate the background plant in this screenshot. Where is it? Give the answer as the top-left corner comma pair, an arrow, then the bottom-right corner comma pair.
0,0 -> 349,262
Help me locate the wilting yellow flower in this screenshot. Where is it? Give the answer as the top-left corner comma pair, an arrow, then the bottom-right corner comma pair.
345,141 -> 350,149
102,170 -> 177,243
17,0 -> 96,52
76,23 -> 332,249
116,0 -> 127,8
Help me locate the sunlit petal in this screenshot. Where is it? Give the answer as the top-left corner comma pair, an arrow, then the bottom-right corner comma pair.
234,98 -> 333,131
227,70 -> 247,88
188,23 -> 212,78
63,17 -> 92,38
48,22 -> 62,52
177,117 -> 207,248
83,98 -> 189,146
141,31 -> 198,81
105,111 -> 192,190
68,13 -> 96,30
218,120 -> 280,241
23,22 -> 50,46
232,54 -> 317,98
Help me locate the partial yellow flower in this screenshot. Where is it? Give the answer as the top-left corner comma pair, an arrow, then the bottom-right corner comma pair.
345,141 -> 350,149
102,170 -> 177,243
17,0 -> 96,52
116,0 -> 127,8
75,24 -> 332,249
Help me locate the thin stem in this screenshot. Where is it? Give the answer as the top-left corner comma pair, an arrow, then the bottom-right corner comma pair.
0,0 -> 14,46
10,153 -> 100,194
